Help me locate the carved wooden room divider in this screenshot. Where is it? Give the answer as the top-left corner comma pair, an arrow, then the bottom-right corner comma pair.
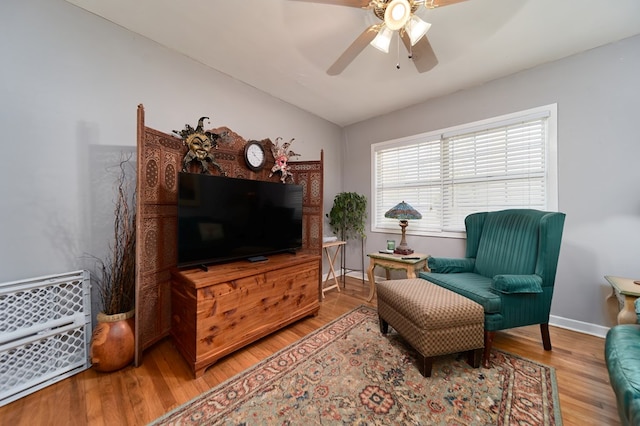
288,156 -> 324,256
134,105 -> 324,365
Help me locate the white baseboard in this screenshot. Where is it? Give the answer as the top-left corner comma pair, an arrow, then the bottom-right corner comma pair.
549,315 -> 610,339
344,270 -> 366,279
327,271 -> 611,339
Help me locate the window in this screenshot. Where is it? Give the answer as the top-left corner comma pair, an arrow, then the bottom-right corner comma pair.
371,104 -> 558,238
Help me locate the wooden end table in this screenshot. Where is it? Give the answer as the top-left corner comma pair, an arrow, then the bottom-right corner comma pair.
366,252 -> 430,302
605,275 -> 640,324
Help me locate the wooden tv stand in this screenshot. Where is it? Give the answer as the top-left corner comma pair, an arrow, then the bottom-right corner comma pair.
170,252 -> 321,378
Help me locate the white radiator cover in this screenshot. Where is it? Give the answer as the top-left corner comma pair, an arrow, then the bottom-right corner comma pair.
0,270 -> 92,407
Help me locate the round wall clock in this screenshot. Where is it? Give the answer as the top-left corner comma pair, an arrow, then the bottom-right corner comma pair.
244,140 -> 266,172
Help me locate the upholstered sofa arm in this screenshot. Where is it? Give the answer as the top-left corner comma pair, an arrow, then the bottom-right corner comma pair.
491,274 -> 543,294
427,257 -> 475,273
605,307 -> 640,425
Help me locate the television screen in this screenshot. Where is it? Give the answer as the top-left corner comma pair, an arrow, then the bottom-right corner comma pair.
177,172 -> 304,268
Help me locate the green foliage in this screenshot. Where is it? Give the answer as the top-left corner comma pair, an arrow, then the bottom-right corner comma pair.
326,192 -> 367,241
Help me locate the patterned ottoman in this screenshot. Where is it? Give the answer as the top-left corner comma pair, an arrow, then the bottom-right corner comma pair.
376,278 -> 484,377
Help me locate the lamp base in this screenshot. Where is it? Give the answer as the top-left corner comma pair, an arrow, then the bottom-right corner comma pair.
393,247 -> 414,255
393,220 -> 414,255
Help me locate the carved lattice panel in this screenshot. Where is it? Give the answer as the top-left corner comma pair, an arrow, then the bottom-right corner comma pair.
135,106 -> 184,365
289,154 -> 324,255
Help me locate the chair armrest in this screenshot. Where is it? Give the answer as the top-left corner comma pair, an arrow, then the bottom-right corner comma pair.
427,257 -> 475,273
491,274 -> 543,294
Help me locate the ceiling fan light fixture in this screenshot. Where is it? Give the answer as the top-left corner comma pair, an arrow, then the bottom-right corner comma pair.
407,15 -> 431,46
384,0 -> 411,31
370,25 -> 394,53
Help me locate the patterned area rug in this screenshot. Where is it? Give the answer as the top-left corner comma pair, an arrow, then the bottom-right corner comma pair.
152,306 -> 561,425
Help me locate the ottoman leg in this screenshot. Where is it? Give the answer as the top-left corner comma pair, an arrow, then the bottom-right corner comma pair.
379,316 -> 389,334
466,348 -> 482,369
416,352 -> 433,378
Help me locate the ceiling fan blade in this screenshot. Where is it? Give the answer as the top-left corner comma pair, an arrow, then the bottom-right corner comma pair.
327,25 -> 379,75
401,32 -> 438,73
289,0 -> 371,7
423,0 -> 468,8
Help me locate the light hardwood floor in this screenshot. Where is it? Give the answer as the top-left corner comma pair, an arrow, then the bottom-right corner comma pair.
0,277 -> 620,425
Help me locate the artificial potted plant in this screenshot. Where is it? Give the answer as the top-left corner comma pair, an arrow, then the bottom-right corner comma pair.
89,156 -> 136,372
326,192 -> 367,279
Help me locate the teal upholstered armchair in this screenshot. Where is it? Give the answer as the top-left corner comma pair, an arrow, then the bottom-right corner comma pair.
419,209 -> 566,366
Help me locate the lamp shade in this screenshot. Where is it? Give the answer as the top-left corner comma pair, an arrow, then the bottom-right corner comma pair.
370,25 -> 394,53
407,15 -> 431,46
384,201 -> 422,220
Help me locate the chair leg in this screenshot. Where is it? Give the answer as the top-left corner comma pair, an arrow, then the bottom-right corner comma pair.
379,316 -> 389,334
540,323 -> 552,351
483,331 -> 495,368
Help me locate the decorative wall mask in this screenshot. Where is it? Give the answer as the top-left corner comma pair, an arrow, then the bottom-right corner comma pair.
173,117 -> 228,175
269,137 -> 301,183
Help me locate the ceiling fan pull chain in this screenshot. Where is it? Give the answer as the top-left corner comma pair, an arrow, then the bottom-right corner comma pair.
406,19 -> 414,60
396,34 -> 401,69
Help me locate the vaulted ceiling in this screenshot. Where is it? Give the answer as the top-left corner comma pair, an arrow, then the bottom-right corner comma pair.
65,0 -> 640,127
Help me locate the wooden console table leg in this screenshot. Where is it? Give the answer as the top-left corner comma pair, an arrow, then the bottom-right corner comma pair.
407,259 -> 427,279
618,295 -> 639,324
406,266 -> 416,279
367,258 -> 377,302
605,287 -> 621,325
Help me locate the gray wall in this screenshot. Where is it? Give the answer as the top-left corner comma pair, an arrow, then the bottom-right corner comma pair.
0,1 -> 343,300
343,34 -> 640,333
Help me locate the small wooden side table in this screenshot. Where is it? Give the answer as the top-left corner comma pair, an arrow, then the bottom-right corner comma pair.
366,252 -> 430,302
322,240 -> 346,298
605,275 -> 640,324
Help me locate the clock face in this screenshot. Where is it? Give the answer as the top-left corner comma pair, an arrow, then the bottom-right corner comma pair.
244,141 -> 266,171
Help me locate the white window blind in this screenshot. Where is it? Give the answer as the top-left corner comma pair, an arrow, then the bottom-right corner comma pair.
372,105 -> 557,236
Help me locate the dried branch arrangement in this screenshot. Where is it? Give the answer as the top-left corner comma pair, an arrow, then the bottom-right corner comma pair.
94,155 -> 136,315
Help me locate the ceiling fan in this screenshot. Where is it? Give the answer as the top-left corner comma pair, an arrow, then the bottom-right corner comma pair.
295,0 -> 467,75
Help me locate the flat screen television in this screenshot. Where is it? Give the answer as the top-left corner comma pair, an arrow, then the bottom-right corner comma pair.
177,172 -> 304,268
